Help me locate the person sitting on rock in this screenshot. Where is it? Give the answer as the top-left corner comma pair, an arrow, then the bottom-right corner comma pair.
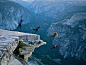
17,19 -> 24,29
50,32 -> 58,40
33,26 -> 40,33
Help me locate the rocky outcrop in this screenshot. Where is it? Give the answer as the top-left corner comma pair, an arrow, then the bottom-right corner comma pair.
0,29 -> 46,65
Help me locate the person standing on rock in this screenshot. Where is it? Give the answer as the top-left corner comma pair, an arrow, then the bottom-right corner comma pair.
17,19 -> 24,29
33,26 -> 40,33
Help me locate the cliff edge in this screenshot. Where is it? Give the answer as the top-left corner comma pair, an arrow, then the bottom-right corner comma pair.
0,29 -> 46,65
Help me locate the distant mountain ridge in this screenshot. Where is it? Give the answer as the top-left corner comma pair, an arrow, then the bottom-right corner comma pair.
0,0 -> 34,30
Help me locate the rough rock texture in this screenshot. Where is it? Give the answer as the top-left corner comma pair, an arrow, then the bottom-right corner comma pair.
47,13 -> 86,61
8,55 -> 22,65
0,29 -> 46,65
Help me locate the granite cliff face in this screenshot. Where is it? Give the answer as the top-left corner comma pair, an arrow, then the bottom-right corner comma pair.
47,13 -> 86,61
0,29 -> 46,65
0,0 -> 34,30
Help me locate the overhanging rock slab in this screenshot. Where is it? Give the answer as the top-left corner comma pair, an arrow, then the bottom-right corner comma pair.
0,29 -> 46,65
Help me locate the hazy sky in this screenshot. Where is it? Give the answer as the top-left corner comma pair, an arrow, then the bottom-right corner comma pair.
10,0 -> 86,2
22,0 -> 86,2
22,0 -> 35,2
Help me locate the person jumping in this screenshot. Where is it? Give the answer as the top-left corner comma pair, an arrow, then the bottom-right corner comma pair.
50,32 -> 58,40
51,44 -> 58,50
33,26 -> 40,33
17,19 -> 24,29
